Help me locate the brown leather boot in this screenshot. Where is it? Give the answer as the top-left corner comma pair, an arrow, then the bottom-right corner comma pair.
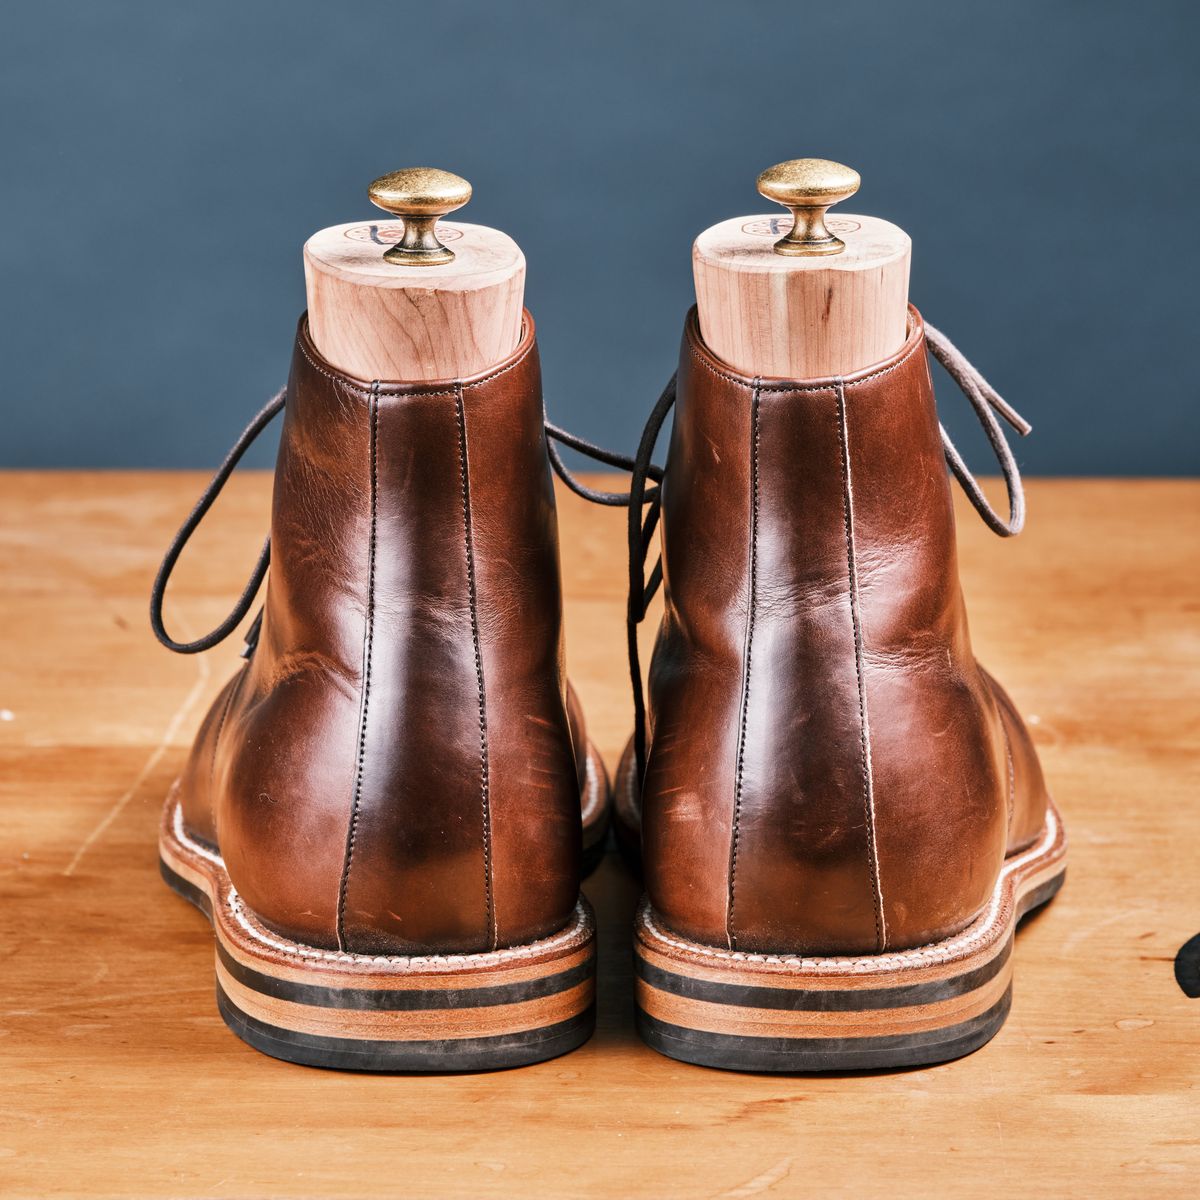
152,313 -> 607,1070
616,306 -> 1066,1071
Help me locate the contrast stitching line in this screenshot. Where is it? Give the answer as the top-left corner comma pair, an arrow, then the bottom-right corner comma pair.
171,797 -> 594,967
726,384 -> 761,952
1003,722 -> 1016,834
296,325 -> 535,399
336,382 -> 379,952
836,381 -> 887,952
637,803 -> 1066,973
456,385 -> 496,950
297,338 -> 452,397
459,343 -> 535,392
686,317 -> 923,392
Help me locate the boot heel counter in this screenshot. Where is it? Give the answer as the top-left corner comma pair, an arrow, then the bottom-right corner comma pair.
487,695 -> 583,945
213,669 -> 363,952
642,704 -> 1012,958
727,670 -> 1015,956
174,318 -> 588,961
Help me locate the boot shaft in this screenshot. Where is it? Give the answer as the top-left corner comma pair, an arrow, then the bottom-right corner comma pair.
183,315 -> 583,954
643,307 -> 1039,954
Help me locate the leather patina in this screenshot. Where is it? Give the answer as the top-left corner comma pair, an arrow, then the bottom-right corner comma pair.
175,313 -> 590,955
628,306 -> 1050,955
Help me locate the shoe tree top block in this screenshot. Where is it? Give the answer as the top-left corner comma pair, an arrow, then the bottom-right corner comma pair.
693,159 -> 911,380
303,168 -> 525,383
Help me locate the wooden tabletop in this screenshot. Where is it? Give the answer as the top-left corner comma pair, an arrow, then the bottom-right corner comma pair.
2,473 -> 1197,1198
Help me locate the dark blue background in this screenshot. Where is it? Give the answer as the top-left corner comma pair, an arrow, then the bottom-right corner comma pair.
2,1 -> 1196,472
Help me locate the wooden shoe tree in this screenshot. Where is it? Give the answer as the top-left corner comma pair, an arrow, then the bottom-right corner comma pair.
303,167 -> 525,382
692,157 -> 911,378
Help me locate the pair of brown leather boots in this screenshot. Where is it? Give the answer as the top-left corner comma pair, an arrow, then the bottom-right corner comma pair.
152,304 -> 1065,1073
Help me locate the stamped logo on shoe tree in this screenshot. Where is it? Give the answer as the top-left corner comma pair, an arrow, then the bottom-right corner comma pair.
366,167 -> 472,265
344,222 -> 465,246
754,159 -> 861,255
741,216 -> 862,238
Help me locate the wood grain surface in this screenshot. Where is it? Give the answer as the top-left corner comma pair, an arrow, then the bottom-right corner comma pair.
1,472 -> 1197,1198
693,213 -> 910,378
304,220 -> 525,382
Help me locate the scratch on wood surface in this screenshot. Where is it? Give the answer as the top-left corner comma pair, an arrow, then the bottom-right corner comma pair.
987,1060 -> 1008,1165
1061,908 -> 1151,953
63,609 -> 210,877
716,1158 -> 793,1198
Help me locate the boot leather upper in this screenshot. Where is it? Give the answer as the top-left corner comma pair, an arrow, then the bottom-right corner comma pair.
176,314 -> 586,955
639,307 -> 1048,956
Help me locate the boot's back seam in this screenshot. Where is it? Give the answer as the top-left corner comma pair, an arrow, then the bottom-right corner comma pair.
455,385 -> 496,950
725,384 -> 761,952
1001,715 -> 1016,834
835,380 -> 887,952
335,382 -> 380,952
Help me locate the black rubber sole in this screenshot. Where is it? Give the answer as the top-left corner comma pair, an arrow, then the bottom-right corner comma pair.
161,856 -> 211,915
635,870 -> 1064,1074
635,939 -> 1014,1012
216,987 -> 595,1072
637,989 -> 1013,1073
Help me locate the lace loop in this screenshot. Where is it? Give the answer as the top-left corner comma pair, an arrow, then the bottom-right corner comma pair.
926,323 -> 1030,537
621,373 -> 677,777
149,388 -> 285,653
547,384 -> 676,779
152,392 -> 648,656
152,323 -> 1028,806
607,327 -> 1030,785
545,420 -> 662,506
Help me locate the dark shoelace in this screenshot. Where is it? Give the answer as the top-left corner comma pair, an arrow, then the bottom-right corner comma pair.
575,325 -> 1032,781
149,388 -> 286,655
151,325 -> 1029,785
548,375 -> 678,779
149,393 -> 633,656
925,323 -> 1030,537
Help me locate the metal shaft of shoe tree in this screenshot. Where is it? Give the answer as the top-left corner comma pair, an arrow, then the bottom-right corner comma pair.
302,168 -> 526,382
692,158 -> 912,379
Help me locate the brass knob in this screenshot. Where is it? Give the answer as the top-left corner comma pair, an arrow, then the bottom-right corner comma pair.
367,168 -> 472,266
756,159 -> 861,257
